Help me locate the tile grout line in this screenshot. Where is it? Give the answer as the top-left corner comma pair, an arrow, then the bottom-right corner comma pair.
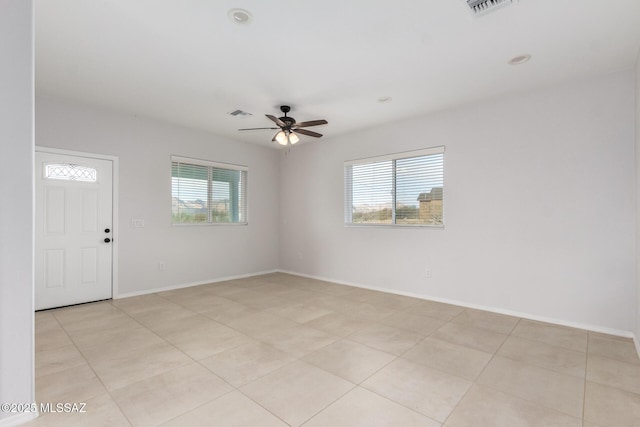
50,304 -> 135,426
296,384 -> 357,426
34,312 -> 80,421
97,300 -> 246,425
153,283 -> 329,426
115,298 -> 291,426
197,278 -> 419,425
583,332 -> 589,423
297,318 -> 436,422
44,298 -> 400,426
117,296 -> 297,426
36,274 -> 632,426
449,316 -> 590,423
175,284 -> 501,424
439,314 -> 516,425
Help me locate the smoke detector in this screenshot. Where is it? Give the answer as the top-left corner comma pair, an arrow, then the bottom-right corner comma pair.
228,9 -> 252,25
465,0 -> 517,17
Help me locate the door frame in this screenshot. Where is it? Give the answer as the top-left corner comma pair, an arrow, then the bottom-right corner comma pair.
35,146 -> 120,299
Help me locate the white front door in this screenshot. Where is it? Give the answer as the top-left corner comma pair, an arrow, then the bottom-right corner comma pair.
35,151 -> 113,310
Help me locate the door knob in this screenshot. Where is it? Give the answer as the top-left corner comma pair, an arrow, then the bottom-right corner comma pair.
104,228 -> 110,233
104,238 -> 111,243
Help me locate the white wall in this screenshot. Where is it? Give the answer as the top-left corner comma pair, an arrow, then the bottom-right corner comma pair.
635,50 -> 640,348
280,70 -> 636,333
0,0 -> 35,424
34,70 -> 636,334
36,96 -> 280,295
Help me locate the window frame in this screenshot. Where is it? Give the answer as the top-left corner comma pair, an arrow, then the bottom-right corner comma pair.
170,155 -> 248,226
344,146 -> 445,228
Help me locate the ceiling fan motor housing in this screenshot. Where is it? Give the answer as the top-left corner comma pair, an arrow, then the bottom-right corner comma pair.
279,117 -> 295,127
279,105 -> 295,127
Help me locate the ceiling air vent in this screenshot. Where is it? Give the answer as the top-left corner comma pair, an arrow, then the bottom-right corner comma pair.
227,109 -> 252,117
466,0 -> 516,16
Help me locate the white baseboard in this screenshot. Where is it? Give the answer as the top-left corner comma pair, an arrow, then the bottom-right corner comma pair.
114,269 -> 279,299
277,269 -> 635,339
0,412 -> 38,427
112,267 -> 635,341
634,334 -> 640,359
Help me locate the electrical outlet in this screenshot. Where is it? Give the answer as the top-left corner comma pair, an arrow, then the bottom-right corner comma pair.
132,219 -> 145,228
158,262 -> 165,271
425,269 -> 432,278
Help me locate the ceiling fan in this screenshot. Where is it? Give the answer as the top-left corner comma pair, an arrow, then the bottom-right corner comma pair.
238,105 -> 328,146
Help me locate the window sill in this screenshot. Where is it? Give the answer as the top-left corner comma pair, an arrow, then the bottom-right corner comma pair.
344,223 -> 444,229
171,222 -> 248,227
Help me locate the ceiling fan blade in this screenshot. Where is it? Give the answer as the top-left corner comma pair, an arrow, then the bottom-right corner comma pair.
294,128 -> 323,138
266,114 -> 285,127
294,119 -> 328,128
238,127 -> 279,131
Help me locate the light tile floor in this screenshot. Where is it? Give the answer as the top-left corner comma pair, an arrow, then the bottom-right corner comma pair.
27,273 -> 640,426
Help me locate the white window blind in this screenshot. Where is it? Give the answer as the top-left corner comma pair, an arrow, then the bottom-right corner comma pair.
171,156 -> 247,225
344,146 -> 444,226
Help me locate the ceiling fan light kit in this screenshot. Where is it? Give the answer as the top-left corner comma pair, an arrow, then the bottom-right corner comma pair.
288,132 -> 300,145
275,131 -> 287,145
238,105 -> 328,148
275,130 -> 298,145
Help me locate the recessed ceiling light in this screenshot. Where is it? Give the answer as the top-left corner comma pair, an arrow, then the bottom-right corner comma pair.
378,96 -> 392,103
228,8 -> 252,25
508,54 -> 531,65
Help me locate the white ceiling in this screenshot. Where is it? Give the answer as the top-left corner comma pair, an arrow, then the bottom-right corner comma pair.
36,0 -> 640,148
